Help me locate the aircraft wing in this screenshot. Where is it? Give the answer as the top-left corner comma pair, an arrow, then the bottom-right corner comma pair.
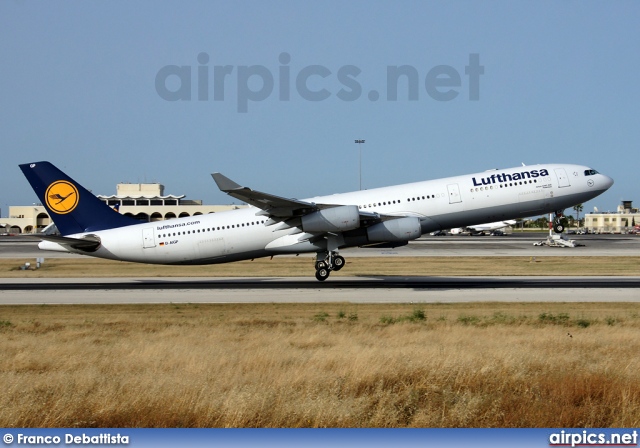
212,172 -> 400,224
212,172 -> 318,218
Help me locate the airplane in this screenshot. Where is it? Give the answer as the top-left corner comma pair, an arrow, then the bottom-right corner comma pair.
449,220 -> 517,235
20,161 -> 613,281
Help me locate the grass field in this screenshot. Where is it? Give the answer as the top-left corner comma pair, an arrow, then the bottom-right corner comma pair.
2,256 -> 640,277
2,256 -> 638,427
1,302 -> 640,427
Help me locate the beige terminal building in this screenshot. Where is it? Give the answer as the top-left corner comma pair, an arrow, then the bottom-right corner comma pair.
1,182 -> 245,234
584,201 -> 640,234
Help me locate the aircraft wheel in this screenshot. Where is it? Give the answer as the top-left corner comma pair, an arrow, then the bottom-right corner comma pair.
315,268 -> 330,281
315,260 -> 328,271
554,223 -> 565,233
333,255 -> 345,271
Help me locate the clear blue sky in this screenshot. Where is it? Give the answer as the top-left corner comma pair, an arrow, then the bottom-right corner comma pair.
1,1 -> 638,217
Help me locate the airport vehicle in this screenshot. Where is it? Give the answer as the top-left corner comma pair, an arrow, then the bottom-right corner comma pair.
449,220 -> 517,235
20,161 -> 613,281
533,234 -> 580,248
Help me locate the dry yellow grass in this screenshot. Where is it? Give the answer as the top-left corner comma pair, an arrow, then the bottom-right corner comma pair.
1,303 -> 639,427
2,256 -> 640,277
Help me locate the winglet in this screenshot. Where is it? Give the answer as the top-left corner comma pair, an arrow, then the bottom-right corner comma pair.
212,172 -> 243,192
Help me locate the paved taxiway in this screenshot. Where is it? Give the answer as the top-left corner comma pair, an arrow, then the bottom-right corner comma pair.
1,234 -> 638,304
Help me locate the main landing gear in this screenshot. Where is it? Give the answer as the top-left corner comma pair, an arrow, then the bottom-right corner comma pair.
314,251 -> 345,281
552,210 -> 565,234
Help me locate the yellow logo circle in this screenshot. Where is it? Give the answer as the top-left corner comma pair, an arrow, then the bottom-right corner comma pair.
45,180 -> 79,214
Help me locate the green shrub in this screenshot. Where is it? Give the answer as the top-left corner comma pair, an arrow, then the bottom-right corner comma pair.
313,312 -> 329,322
457,315 -> 480,326
410,309 -> 426,322
538,313 -> 570,324
576,319 -> 591,328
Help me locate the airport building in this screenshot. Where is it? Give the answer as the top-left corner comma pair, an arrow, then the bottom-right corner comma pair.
0,182 -> 246,234
584,201 -> 640,234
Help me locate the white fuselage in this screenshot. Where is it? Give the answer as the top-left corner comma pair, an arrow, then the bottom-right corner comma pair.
39,164 -> 613,264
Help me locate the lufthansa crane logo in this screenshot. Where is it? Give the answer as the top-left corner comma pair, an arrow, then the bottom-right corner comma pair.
45,180 -> 79,214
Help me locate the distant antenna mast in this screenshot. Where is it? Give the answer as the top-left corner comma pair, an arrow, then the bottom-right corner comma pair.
355,139 -> 365,190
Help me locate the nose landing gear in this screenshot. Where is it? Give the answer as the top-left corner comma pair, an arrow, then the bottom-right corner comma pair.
553,210 -> 565,234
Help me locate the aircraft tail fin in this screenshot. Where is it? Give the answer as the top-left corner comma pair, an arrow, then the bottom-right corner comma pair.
19,161 -> 140,235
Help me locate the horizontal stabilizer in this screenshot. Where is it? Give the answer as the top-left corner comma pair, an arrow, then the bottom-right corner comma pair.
38,234 -> 101,251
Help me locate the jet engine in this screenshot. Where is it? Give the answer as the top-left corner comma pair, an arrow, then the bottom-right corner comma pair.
301,205 -> 360,233
367,217 -> 421,242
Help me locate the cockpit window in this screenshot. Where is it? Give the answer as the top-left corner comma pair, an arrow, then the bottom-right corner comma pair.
584,169 -> 599,176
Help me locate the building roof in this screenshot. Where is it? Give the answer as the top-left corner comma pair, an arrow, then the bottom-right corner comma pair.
97,194 -> 185,200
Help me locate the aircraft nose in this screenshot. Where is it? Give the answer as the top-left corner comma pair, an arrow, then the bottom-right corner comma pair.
602,174 -> 614,190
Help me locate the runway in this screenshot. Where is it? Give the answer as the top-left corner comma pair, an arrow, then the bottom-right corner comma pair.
1,234 -> 638,304
2,275 -> 640,290
0,276 -> 638,304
